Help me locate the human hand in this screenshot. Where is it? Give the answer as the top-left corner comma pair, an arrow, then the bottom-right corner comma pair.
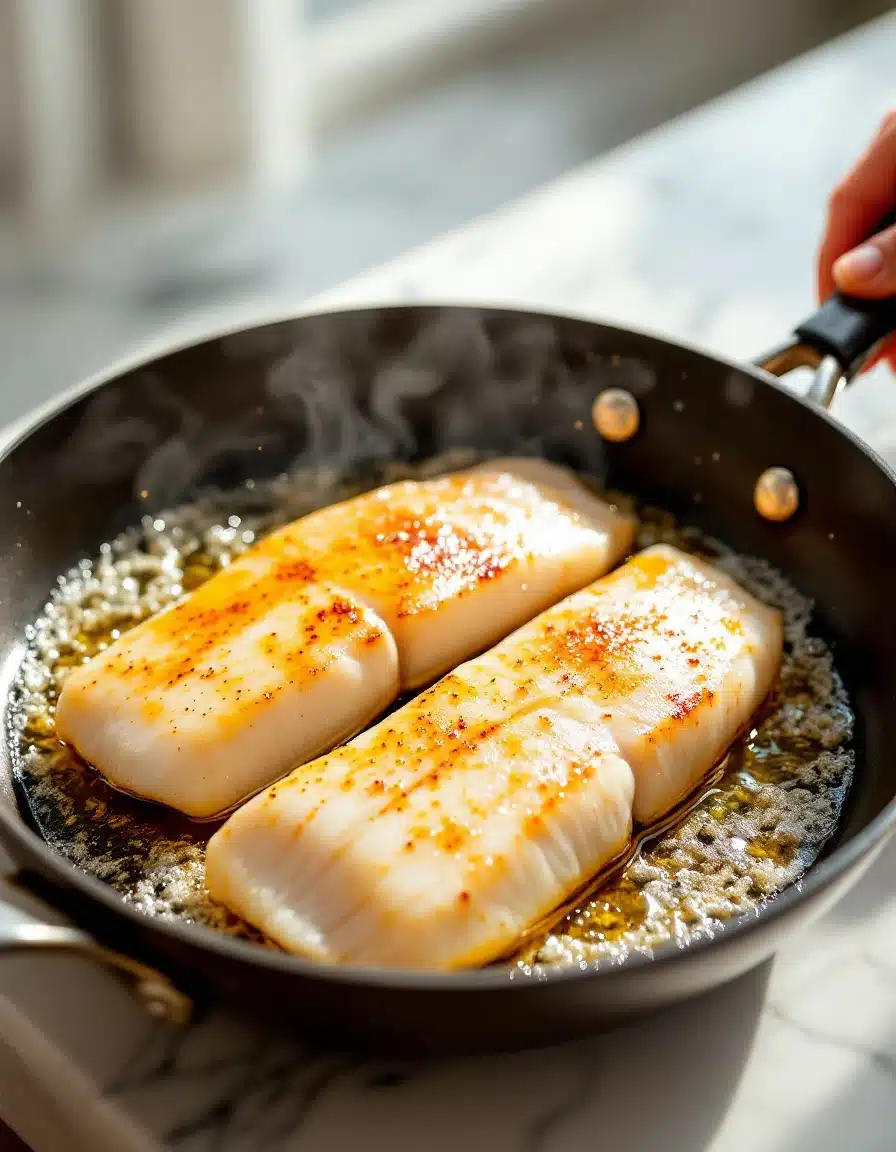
817,108 -> 896,372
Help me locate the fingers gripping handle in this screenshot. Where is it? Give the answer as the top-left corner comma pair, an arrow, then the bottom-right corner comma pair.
795,204 -> 896,374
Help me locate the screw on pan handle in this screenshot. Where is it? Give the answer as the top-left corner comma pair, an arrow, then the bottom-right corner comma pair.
756,204 -> 896,409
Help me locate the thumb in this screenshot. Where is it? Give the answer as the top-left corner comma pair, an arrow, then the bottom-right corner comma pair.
832,222 -> 896,297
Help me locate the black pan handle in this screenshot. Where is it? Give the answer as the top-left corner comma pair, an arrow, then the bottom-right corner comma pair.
0,880 -> 191,1025
757,204 -> 896,407
795,202 -> 896,370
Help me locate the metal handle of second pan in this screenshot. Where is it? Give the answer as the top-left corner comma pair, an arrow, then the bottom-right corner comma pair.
755,205 -> 896,408
0,879 -> 192,1025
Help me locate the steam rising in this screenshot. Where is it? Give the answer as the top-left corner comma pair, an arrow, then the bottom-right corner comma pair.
50,309 -> 625,510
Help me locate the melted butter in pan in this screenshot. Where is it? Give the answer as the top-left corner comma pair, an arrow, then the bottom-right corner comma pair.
10,462 -> 854,969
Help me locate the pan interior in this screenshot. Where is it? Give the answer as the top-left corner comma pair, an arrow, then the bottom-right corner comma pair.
0,306 -> 893,978
8,450 -> 855,973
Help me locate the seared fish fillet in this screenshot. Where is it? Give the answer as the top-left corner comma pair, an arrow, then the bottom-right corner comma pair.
254,457 -> 634,687
55,567 -> 399,818
56,458 -> 631,818
205,544 -> 781,967
500,544 -> 784,823
205,651 -> 634,968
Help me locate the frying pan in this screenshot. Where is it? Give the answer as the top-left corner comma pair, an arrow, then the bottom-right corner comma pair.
1,240 -> 896,1056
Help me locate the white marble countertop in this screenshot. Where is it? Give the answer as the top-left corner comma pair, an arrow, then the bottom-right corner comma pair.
2,13 -> 896,1152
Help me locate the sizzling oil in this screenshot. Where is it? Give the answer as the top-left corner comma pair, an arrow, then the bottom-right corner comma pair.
9,458 -> 854,969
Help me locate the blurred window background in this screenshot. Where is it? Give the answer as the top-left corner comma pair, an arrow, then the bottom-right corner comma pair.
0,0 -> 890,428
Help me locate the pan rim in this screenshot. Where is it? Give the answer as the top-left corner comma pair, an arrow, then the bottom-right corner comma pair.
3,300 -> 896,993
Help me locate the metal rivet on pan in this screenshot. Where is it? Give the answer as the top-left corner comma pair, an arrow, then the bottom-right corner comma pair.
137,976 -> 193,1026
592,388 -> 640,442
754,467 -> 799,522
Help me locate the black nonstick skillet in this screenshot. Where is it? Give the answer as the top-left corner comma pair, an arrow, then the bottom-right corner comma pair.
0,222 -> 895,1055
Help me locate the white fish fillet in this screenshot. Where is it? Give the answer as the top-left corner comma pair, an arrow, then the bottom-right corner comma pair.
56,458 -> 631,818
205,544 -> 782,967
205,651 -> 634,968
55,571 -> 398,819
498,544 -> 784,823
254,457 -> 634,688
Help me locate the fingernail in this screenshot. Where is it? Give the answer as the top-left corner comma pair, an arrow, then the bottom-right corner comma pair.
833,243 -> 883,284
